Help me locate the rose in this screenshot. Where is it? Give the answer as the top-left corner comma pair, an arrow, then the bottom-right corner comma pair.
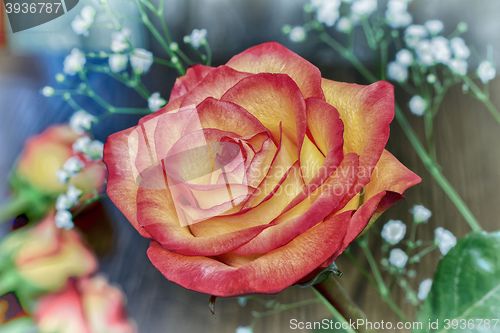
35,276 -> 136,333
15,125 -> 105,195
0,213 -> 97,295
4,125 -> 106,222
104,42 -> 420,296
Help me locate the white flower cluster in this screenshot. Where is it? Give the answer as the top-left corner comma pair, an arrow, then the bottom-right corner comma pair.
71,5 -> 96,36
107,28 -> 154,75
385,0 -> 412,29
64,48 -> 86,75
55,185 -> 83,229
434,227 -> 457,255
73,136 -> 104,161
417,278 -> 432,301
381,219 -> 407,245
184,29 -> 207,49
388,248 -> 408,268
310,0 -> 376,31
477,60 -> 496,84
148,92 -> 167,112
410,204 -> 432,223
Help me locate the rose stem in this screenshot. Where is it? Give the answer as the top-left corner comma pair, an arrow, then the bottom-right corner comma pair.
318,31 -> 483,232
313,276 -> 376,333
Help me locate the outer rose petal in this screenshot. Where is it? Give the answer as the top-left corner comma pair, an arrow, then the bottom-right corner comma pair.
104,127 -> 150,237
301,98 -> 344,187
230,154 -> 359,256
226,42 -> 324,99
180,65 -> 250,108
322,79 -> 394,186
169,64 -> 214,100
147,211 -> 350,296
222,73 -> 307,153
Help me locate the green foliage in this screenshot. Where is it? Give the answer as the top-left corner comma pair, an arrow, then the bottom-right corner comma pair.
416,231 -> 500,333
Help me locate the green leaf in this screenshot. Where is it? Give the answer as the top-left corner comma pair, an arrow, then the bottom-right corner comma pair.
0,318 -> 37,333
416,231 -> 500,333
298,263 -> 342,288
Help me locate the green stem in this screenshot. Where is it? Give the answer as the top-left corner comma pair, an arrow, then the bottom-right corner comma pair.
462,76 -> 500,124
318,30 -> 482,232
0,195 -> 30,224
359,238 -> 408,321
312,288 -> 359,333
314,276 -> 375,333
394,105 -> 482,232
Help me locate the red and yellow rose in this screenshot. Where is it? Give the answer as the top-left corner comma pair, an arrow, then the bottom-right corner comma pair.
16,125 -> 105,195
0,213 -> 97,293
35,276 -> 136,333
104,42 -> 420,296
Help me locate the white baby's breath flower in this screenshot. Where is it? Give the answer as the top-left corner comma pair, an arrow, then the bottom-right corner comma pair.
130,48 -> 153,74
434,227 -> 457,255
57,169 -> 71,184
404,25 -> 427,48
73,136 -> 92,154
56,195 -> 73,211
55,210 -> 74,230
381,219 -> 407,245
66,185 -> 83,203
430,36 -> 451,64
417,279 -> 433,301
71,6 -> 96,36
449,37 -> 470,59
109,54 -> 128,73
336,17 -> 353,33
424,20 -> 444,35
410,204 -> 432,223
448,58 -> 468,76
389,248 -> 408,268
477,61 -> 496,84
289,26 -> 307,43
396,49 -> 414,66
41,86 -> 55,97
86,140 -> 104,160
415,40 -> 434,66
63,156 -> 84,175
314,0 -> 341,27
111,28 -> 131,53
63,49 -> 86,75
387,61 -> 408,82
70,110 -> 96,134
184,29 -> 207,48
148,92 -> 167,112
351,0 -> 377,19
409,95 -> 427,116
236,327 -> 253,333
385,0 -> 412,28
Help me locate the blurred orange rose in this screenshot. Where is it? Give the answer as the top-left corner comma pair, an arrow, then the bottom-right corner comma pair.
16,125 -> 105,195
0,213 -> 97,296
35,276 -> 136,333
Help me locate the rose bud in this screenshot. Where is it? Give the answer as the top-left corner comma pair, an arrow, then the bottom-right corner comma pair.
0,213 -> 97,298
104,42 -> 421,296
2,125 -> 105,223
35,276 -> 136,333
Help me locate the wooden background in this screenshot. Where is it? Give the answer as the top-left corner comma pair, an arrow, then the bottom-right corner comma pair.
1,2 -> 500,332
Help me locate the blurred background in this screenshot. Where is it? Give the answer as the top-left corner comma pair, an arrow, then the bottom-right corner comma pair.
1,0 -> 499,332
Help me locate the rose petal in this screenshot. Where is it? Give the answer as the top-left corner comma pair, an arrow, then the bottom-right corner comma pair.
170,64 -> 214,100
231,153 -> 359,256
222,73 -> 307,154
226,42 -> 324,99
147,211 -> 350,296
104,127 -> 150,237
322,79 -> 394,186
180,65 -> 251,108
